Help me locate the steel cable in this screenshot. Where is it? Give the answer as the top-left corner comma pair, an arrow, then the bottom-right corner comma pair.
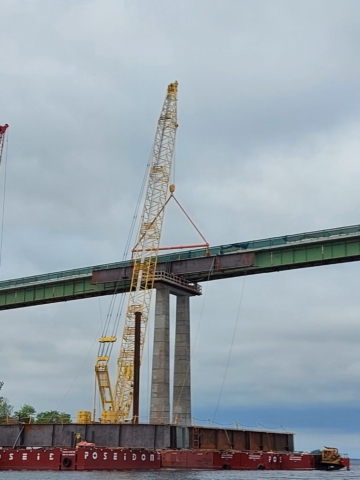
0,132 -> 9,270
172,258 -> 215,421
212,276 -> 246,423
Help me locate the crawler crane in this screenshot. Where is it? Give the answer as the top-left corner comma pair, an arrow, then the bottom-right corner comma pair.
95,82 -> 179,422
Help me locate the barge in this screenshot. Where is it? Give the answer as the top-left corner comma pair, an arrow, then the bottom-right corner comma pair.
0,423 -> 350,471
0,445 -> 350,471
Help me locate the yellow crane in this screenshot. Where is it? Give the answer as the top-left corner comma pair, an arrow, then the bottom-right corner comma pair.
95,81 -> 179,423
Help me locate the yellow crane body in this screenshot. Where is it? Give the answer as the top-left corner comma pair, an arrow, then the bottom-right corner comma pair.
95,82 -> 178,422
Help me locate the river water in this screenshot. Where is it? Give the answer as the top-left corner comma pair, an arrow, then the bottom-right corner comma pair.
1,462 -> 359,480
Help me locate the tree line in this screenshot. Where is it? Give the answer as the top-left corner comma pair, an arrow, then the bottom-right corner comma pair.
0,382 -> 71,424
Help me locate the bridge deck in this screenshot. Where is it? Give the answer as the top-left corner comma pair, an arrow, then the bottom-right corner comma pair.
0,223 -> 359,310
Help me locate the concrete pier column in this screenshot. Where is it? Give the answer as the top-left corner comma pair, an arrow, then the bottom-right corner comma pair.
173,295 -> 192,425
150,286 -> 170,424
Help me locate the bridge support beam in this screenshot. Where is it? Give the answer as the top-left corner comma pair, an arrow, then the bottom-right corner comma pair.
150,284 -> 194,425
150,286 -> 170,424
173,295 -> 191,426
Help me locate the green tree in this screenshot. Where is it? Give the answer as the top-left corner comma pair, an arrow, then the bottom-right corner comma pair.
0,382 -> 14,421
36,410 -> 72,424
14,404 -> 36,423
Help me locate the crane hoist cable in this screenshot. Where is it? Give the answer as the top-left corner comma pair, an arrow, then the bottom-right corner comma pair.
96,159 -> 151,357
93,152 -> 151,419
94,82 -> 179,423
96,115 -> 165,356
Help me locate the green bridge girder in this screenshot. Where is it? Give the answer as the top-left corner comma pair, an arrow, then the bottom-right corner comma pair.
0,223 -> 360,310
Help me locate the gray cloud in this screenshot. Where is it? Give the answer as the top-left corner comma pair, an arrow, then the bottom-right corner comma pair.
1,0 -> 360,457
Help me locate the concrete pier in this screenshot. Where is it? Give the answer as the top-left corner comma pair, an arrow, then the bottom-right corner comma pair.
150,286 -> 170,424
173,295 -> 191,425
150,275 -> 200,425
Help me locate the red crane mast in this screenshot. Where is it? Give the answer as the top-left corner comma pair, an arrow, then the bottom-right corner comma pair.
0,124 -> 9,166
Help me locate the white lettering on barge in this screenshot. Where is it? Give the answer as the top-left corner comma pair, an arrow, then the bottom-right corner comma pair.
81,450 -> 156,463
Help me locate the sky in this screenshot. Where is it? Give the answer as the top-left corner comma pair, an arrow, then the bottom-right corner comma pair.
1,0 -> 360,458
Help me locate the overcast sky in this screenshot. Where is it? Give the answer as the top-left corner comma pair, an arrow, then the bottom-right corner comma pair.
1,0 -> 360,458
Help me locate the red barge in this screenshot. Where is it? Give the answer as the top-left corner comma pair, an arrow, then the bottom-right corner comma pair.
0,423 -> 350,471
0,445 -> 350,471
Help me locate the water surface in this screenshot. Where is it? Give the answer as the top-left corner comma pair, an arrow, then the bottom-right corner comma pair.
1,462 -> 359,480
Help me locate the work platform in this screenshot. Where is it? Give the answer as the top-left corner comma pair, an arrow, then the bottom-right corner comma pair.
0,223 -> 359,310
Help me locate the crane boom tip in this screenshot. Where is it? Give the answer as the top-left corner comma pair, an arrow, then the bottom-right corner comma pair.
167,81 -> 178,96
